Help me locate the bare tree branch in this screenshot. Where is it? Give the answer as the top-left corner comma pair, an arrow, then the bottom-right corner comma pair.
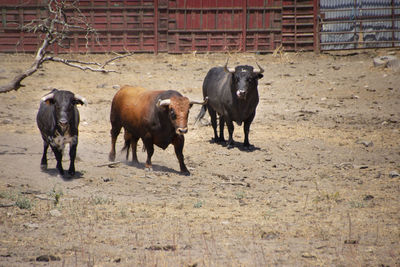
43,56 -> 118,73
0,0 -> 119,93
0,39 -> 49,93
101,53 -> 135,68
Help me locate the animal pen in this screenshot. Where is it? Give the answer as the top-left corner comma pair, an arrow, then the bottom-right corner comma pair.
0,0 -> 399,54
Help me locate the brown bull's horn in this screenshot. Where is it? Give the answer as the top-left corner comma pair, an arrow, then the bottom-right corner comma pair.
190,97 -> 208,105
254,62 -> 264,74
157,98 -> 171,107
223,58 -> 235,73
40,93 -> 55,103
74,94 -> 88,106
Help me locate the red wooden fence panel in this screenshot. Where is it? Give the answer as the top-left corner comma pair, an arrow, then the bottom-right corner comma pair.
0,0 -> 317,53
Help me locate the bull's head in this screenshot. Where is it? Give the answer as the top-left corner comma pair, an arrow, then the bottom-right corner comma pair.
157,96 -> 207,135
224,59 -> 264,100
41,89 -> 87,133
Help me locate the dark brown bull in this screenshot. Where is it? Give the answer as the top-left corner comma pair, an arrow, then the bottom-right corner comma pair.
109,85 -> 206,175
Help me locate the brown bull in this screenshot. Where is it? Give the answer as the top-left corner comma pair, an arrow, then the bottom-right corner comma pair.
109,85 -> 206,175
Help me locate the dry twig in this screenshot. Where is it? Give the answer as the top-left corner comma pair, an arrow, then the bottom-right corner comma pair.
96,161 -> 122,168
0,203 -> 15,208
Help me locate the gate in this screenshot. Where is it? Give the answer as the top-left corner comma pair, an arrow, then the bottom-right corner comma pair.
165,0 -> 283,53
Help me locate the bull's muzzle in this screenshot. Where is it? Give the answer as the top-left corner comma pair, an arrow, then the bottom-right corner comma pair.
58,117 -> 69,133
176,127 -> 188,135
236,90 -> 247,99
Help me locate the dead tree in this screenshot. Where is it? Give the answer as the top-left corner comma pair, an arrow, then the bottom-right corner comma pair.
0,0 -> 123,93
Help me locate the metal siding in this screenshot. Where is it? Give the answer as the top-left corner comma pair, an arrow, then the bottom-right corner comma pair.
319,0 -> 400,50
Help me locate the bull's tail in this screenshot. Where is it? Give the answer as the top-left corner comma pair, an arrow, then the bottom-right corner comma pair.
194,103 -> 207,125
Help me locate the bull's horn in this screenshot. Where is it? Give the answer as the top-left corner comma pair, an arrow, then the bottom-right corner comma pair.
157,98 -> 171,107
190,96 -> 208,105
74,94 -> 88,106
223,58 -> 235,73
254,62 -> 264,74
40,93 -> 55,103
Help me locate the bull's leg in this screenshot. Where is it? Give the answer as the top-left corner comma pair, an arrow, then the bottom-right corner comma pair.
219,116 -> 226,143
208,106 -> 219,142
172,135 -> 189,175
50,146 -> 64,175
68,143 -> 77,176
130,137 -> 139,163
243,112 -> 256,149
123,131 -> 131,160
109,123 -> 121,161
226,120 -> 235,149
40,141 -> 49,170
142,139 -> 154,171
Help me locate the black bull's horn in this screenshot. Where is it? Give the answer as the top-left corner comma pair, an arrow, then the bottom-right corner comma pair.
223,58 -> 264,74
40,92 -> 87,106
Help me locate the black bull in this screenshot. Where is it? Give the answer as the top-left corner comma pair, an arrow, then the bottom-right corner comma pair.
195,60 -> 264,149
36,89 -> 87,176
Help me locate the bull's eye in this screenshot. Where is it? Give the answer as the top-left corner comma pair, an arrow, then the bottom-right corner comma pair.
170,109 -> 176,120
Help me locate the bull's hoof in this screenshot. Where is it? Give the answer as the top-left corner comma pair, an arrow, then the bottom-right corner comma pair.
243,144 -> 251,150
145,166 -> 153,172
40,164 -> 47,171
217,138 -> 226,144
181,169 -> 190,176
227,142 -> 235,149
67,170 -> 75,176
109,152 -> 116,162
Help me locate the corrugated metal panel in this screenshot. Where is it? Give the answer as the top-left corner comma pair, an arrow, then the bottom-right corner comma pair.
319,0 -> 400,50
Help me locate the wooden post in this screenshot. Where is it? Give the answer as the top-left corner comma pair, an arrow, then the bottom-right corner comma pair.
242,0 -> 247,52
313,0 -> 320,53
154,0 -> 159,54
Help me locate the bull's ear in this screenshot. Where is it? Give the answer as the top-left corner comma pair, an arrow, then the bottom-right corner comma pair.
256,73 -> 263,79
45,99 -> 55,105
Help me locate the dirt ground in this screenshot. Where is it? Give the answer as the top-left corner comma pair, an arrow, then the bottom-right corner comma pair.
0,50 -> 399,266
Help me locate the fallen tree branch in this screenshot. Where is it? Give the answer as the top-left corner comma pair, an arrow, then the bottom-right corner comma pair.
0,0 -> 118,93
34,195 -> 53,201
101,52 -> 134,68
53,58 -> 102,66
0,38 -> 49,93
220,182 -> 250,187
96,161 -> 122,168
44,56 -> 118,73
0,203 -> 15,208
